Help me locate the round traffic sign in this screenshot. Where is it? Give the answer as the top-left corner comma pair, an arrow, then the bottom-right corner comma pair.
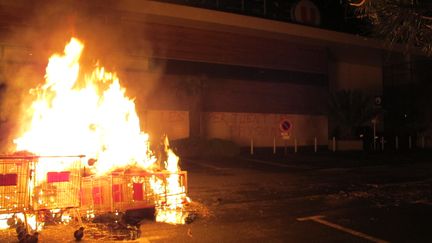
374,96 -> 382,106
280,120 -> 292,132
291,0 -> 321,26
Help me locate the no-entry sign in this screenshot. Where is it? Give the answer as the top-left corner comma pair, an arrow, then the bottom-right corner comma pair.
280,119 -> 291,139
280,119 -> 291,132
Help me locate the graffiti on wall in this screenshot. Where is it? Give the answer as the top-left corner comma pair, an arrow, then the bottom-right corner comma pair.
144,110 -> 189,141
143,110 -> 327,147
205,112 -> 327,146
206,112 -> 281,138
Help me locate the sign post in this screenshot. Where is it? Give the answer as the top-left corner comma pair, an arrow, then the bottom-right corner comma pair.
314,137 -> 317,152
372,118 -> 377,151
279,119 -> 292,156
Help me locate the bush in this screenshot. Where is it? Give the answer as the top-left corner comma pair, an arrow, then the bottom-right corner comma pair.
171,137 -> 240,159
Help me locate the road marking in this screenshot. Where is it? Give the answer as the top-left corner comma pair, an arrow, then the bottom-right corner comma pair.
297,215 -> 389,243
146,235 -> 168,240
137,238 -> 151,243
139,235 -> 170,242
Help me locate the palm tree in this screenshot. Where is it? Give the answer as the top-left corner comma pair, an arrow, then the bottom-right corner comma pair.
328,89 -> 377,139
349,0 -> 432,55
175,75 -> 206,139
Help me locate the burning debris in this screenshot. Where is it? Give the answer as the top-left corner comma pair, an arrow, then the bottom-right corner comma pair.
0,37 -> 191,241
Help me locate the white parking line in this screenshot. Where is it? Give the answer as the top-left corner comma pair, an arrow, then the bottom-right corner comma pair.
297,215 -> 389,243
146,235 -> 169,241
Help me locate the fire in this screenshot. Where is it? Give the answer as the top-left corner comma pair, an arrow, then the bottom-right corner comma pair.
8,37 -> 189,225
151,137 -> 190,224
0,214 -> 13,229
0,213 -> 42,231
14,38 -> 157,175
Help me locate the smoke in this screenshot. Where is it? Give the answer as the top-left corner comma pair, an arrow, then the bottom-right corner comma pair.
0,0 -> 165,153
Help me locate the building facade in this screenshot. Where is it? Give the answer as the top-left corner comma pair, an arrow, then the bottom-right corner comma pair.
0,0 -> 397,148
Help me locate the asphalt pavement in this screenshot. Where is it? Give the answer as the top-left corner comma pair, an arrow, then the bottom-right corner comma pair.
165,150 -> 432,243
0,150 -> 431,242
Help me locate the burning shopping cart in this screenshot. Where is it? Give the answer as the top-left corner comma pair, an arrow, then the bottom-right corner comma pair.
0,155 -> 84,240
31,156 -> 83,211
80,170 -> 188,220
0,156 -> 31,215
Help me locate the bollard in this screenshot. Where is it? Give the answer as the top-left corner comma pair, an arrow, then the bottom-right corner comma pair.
372,118 -> 376,151
314,137 -> 317,153
294,138 -> 297,153
332,137 -> 336,152
273,136 -> 276,154
395,136 -> 399,150
250,138 -> 254,155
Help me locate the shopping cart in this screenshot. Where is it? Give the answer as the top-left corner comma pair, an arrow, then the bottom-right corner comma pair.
150,171 -> 188,208
29,155 -> 84,235
0,156 -> 31,214
33,155 -> 85,241
81,171 -> 155,214
31,156 -> 83,211
0,155 -> 84,240
80,170 -> 188,214
81,174 -> 110,213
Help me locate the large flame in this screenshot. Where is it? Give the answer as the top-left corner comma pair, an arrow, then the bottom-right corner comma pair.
14,38 -> 156,175
10,37 -> 188,225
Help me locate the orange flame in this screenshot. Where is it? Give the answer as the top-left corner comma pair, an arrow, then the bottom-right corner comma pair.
11,37 -> 189,224
151,137 -> 190,224
15,38 -> 157,175
0,213 -> 42,231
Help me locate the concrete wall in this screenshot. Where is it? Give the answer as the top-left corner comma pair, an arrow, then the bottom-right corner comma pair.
204,112 -> 327,147
204,78 -> 327,115
142,110 -> 328,147
329,61 -> 383,95
142,110 -> 189,143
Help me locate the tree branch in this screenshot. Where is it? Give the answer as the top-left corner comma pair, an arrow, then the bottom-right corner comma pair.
349,0 -> 367,7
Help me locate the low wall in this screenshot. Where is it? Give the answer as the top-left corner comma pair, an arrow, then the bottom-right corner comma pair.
142,110 -> 328,147
204,112 -> 328,147
143,110 -> 189,143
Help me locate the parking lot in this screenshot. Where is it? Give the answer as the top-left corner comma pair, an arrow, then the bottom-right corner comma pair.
0,150 -> 431,242
139,151 -> 432,243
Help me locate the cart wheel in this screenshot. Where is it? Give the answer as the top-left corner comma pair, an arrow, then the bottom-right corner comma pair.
130,231 -> 137,240
74,227 -> 84,241
16,221 -> 27,239
15,222 -> 25,234
136,228 -> 141,238
26,232 -> 39,243
16,227 -> 27,242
